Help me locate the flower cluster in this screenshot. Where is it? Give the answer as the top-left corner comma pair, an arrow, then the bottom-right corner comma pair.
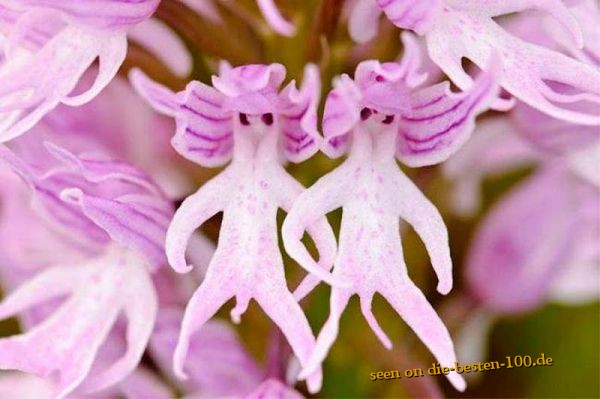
0,0 -> 597,398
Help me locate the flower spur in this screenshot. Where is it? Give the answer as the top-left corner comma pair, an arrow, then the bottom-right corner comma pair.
283,33 -> 500,391
131,62 -> 338,393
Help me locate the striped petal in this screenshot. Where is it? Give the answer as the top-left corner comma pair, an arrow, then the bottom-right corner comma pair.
278,64 -> 321,163
130,69 -> 234,167
396,62 -> 499,167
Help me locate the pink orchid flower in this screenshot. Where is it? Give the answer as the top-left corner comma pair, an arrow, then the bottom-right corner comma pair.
444,105 -> 599,312
0,142 -> 174,398
0,0 -> 193,142
131,62 -> 339,394
347,0 -> 600,125
467,162 -> 599,314
283,33 -> 499,391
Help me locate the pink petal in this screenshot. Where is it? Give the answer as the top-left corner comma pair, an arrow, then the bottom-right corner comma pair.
166,172 -> 232,273
150,309 -> 262,397
348,0 -> 383,43
466,166 -> 579,313
0,247 -> 157,398
442,117 -> 541,216
255,0 -> 296,37
425,2 -> 600,125
12,0 -> 160,29
0,23 -> 127,141
278,64 -> 321,163
376,0 -> 442,35
396,61 -> 499,167
322,75 -> 362,158
128,18 -> 193,78
131,69 -> 234,167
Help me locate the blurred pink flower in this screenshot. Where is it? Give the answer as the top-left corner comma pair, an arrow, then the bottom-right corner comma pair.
347,0 -> 600,125
0,0 -> 192,142
0,141 -> 172,398
466,163 -> 599,314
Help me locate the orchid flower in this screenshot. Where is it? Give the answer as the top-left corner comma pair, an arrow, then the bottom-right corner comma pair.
0,0 -> 194,142
0,143 -> 174,398
347,0 -> 600,125
454,152 -> 599,366
282,33 -> 499,392
444,100 -> 599,311
444,0 -> 600,216
466,163 -> 598,314
131,62 -> 339,393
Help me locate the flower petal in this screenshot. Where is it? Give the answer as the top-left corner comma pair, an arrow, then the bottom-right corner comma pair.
348,0 -> 383,43
396,62 -> 499,167
376,0 -> 442,34
278,64 -> 321,163
0,247 -> 157,398
466,166 -> 579,313
150,309 -> 262,396
255,0 -> 296,36
0,24 -> 127,141
127,18 -> 193,78
425,3 -> 600,125
131,70 -> 235,167
322,75 -> 361,158
12,0 -> 160,29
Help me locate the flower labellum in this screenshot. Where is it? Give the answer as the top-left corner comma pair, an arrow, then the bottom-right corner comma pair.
131,62 -> 339,393
283,33 -> 499,391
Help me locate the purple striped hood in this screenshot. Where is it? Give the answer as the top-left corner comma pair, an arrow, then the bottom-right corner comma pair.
322,32 -> 499,167
131,62 -> 322,166
0,142 -> 173,268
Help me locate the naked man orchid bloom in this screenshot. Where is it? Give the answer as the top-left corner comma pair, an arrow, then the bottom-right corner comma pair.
283,33 -> 499,391
0,0 -> 193,142
0,143 -> 172,398
348,0 -> 600,125
131,62 -> 339,393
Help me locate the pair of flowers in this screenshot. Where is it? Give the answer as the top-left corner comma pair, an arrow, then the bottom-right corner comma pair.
130,30 -> 502,391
